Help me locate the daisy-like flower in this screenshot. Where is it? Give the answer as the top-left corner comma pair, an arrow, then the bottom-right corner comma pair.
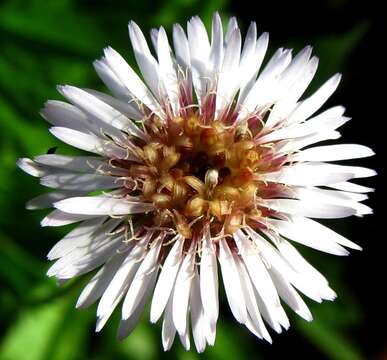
18,13 -> 375,352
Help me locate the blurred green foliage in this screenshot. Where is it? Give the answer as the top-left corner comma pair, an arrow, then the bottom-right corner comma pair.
0,0 -> 369,359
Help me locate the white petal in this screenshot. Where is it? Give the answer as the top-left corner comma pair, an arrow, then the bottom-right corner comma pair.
331,191 -> 368,202
225,16 -> 238,44
209,12 -> 224,74
58,85 -> 146,140
122,237 -> 162,319
47,216 -> 108,259
26,190 -> 83,210
178,324 -> 191,351
275,239 -> 327,283
162,294 -> 176,351
238,28 -> 269,103
38,154 -> 127,177
240,48 -> 292,116
218,239 -> 247,323
215,28 -> 241,117
292,186 -> 368,205
54,196 -> 153,215
84,88 -> 143,121
96,232 -> 151,323
128,21 -> 164,101
269,265 -> 312,321
248,229 -> 324,302
306,163 -> 376,179
233,231 -> 280,312
251,282 -> 285,333
96,270 -> 137,331
151,28 -> 160,51
200,229 -> 219,329
261,198 -> 355,219
234,255 -> 272,342
187,16 -> 211,104
279,131 -> 341,153
17,158 -> 46,177
172,24 -> 190,70
157,27 -> 180,115
35,154 -> 127,176
35,154 -> 106,173
290,215 -> 360,250
275,239 -> 337,300
172,245 -> 195,335
258,115 -> 350,144
274,46 -> 313,100
240,21 -> 257,65
50,234 -> 124,280
117,270 -> 158,340
41,209 -> 98,227
306,104 -> 346,121
40,173 -> 120,191
247,230 -> 314,320
263,163 -> 354,186
244,313 -> 265,340
293,144 -> 374,162
49,127 -> 130,159
291,186 -> 372,219
41,100 -> 92,132
76,252 -> 127,308
328,181 -> 374,193
93,59 -> 131,101
47,218 -> 123,276
150,235 -> 184,323
103,46 -> 163,118
268,217 -> 350,255
266,56 -> 319,128
287,73 -> 341,124
190,271 -> 207,353
284,55 -> 319,103
204,315 -> 216,347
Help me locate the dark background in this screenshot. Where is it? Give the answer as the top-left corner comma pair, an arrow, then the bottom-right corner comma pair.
0,0 -> 385,359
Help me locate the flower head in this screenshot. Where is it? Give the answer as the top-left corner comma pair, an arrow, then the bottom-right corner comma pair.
18,13 -> 375,352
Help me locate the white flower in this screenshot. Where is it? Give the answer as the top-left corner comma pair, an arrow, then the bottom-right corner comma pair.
18,13 -> 375,352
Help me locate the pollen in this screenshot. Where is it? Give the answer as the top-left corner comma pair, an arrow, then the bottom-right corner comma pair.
125,113 -> 270,238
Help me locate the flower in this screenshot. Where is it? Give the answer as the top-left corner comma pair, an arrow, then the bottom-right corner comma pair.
17,13 -> 375,352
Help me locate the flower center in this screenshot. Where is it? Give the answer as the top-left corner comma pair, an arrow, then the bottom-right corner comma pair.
119,113 -> 281,238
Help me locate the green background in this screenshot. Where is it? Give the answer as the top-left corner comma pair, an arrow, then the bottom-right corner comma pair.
0,0 -> 383,359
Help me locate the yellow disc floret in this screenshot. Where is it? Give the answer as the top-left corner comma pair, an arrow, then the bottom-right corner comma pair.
126,113 -> 267,238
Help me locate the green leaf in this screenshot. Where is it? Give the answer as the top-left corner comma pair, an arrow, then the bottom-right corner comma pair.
0,97 -> 50,156
0,281 -> 93,360
0,232 -> 43,294
295,317 -> 364,360
116,318 -> 158,360
49,307 -> 93,360
204,319 -> 262,360
0,284 -> 69,360
303,22 -> 370,95
0,1 -> 104,57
